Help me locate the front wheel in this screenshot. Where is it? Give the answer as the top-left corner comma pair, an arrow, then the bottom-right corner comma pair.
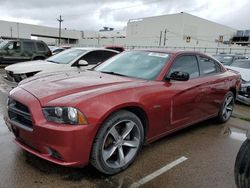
91,110 -> 144,175
217,91 -> 234,123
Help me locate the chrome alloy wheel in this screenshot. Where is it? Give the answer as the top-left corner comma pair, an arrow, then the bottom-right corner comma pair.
222,94 -> 234,121
101,120 -> 141,169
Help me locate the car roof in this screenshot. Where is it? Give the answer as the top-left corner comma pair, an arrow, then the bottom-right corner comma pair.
235,59 -> 250,62
133,48 -> 208,56
213,54 -> 245,57
73,47 -> 120,53
5,39 -> 45,43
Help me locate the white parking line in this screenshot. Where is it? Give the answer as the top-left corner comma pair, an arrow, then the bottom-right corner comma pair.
129,156 -> 188,188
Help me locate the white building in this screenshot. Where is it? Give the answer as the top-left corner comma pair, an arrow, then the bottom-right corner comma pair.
0,13 -> 237,48
126,12 -> 236,47
0,20 -> 83,45
80,12 -> 236,48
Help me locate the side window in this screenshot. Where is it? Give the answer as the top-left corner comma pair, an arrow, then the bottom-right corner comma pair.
23,41 -> 36,52
99,51 -> 118,62
36,42 -> 46,51
6,41 -> 21,51
168,55 -> 199,79
199,56 -> 222,76
81,51 -> 117,65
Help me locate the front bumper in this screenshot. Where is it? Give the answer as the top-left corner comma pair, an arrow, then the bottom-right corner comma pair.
5,87 -> 96,167
237,94 -> 250,105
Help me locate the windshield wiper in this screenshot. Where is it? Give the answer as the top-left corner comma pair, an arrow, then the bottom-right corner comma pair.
47,60 -> 60,64
100,71 -> 127,77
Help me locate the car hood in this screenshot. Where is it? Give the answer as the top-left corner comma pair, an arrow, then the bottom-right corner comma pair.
19,71 -> 145,105
226,66 -> 250,82
5,60 -> 64,74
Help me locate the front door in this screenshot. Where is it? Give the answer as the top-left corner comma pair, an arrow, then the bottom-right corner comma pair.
2,41 -> 24,64
166,55 -> 207,129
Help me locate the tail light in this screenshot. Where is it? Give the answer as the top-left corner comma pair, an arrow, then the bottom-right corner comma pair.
47,50 -> 52,57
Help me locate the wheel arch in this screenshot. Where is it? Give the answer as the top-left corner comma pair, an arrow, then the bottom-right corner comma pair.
229,87 -> 237,100
96,104 -> 149,142
32,56 -> 46,60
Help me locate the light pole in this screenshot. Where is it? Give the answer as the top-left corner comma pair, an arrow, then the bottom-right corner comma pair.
10,27 -> 13,38
57,15 -> 63,45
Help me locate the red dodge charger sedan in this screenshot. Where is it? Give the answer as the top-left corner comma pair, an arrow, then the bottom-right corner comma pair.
5,50 -> 241,174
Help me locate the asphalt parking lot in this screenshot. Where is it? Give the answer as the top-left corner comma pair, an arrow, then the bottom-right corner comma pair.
0,68 -> 249,188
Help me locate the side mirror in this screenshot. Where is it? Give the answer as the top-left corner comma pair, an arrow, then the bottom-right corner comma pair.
168,71 -> 190,81
78,60 -> 89,66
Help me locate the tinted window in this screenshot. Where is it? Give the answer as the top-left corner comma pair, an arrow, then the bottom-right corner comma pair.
36,42 -> 46,51
168,55 -> 199,79
199,56 -> 221,76
82,50 -> 117,65
23,41 -> 36,51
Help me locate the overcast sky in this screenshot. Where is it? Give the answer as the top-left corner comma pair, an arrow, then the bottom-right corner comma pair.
0,0 -> 249,31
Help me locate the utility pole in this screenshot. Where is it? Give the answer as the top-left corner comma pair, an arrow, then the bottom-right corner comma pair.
57,15 -> 63,45
163,29 -> 167,46
17,23 -> 19,39
10,27 -> 13,38
159,31 -> 162,46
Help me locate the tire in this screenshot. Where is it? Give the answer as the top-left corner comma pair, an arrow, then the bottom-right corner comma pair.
217,91 -> 235,123
235,139 -> 250,188
90,110 -> 144,175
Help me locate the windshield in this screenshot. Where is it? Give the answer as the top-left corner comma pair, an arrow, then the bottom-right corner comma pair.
213,55 -> 233,65
46,48 -> 86,64
0,40 -> 9,49
95,51 -> 170,80
231,60 -> 250,69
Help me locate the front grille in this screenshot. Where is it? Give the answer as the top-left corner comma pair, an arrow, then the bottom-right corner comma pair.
8,98 -> 33,131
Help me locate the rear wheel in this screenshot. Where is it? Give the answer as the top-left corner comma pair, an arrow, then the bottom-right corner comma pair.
91,110 -> 144,175
217,91 -> 234,123
235,139 -> 250,188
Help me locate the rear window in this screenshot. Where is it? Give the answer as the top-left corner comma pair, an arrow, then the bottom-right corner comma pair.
199,56 -> 222,76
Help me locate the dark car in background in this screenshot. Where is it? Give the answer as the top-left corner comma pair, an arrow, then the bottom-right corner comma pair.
213,54 -> 248,66
0,39 -> 52,66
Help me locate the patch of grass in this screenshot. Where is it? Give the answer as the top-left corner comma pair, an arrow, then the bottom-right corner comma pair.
239,117 -> 250,122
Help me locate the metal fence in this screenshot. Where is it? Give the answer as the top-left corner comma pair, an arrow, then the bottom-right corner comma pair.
124,46 -> 250,56
75,44 -> 250,56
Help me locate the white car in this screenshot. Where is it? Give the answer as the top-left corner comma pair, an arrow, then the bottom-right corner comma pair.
226,59 -> 250,105
3,47 -> 119,85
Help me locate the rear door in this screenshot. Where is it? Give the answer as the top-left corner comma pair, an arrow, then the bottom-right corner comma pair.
166,55 -> 208,129
22,41 -> 37,61
198,55 -> 228,115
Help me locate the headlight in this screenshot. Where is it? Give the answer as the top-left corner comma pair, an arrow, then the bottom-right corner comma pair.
43,107 -> 88,125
